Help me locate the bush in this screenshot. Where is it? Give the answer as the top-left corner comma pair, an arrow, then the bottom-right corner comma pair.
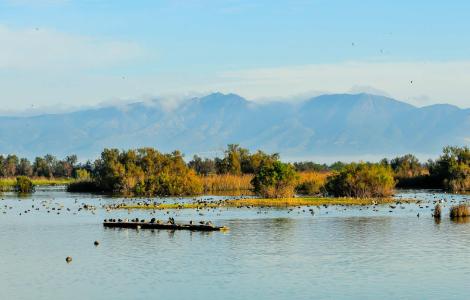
450,204 -> 470,218
251,160 -> 298,198
430,146 -> 470,192
74,169 -> 91,180
325,163 -> 395,198
67,180 -> 101,193
15,176 -> 35,193
92,148 -> 203,196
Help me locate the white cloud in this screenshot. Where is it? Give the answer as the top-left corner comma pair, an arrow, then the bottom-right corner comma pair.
0,25 -> 143,70
216,61 -> 470,108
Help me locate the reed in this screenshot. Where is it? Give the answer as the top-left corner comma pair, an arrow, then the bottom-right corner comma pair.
295,172 -> 330,195
449,204 -> 470,218
200,174 -> 253,192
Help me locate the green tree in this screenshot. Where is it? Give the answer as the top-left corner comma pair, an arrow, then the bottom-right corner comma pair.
251,160 -> 298,198
3,155 -> 19,177
17,158 -> 33,176
326,162 -> 396,198
430,146 -> 470,192
92,148 -> 202,196
188,155 -> 216,175
390,154 -> 425,178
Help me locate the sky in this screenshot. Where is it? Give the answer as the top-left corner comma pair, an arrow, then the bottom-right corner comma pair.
1,0 -> 470,112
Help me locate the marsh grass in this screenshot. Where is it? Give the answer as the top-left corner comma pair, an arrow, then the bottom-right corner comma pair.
201,174 -> 253,192
0,177 -> 75,191
449,204 -> 470,218
114,196 -> 402,210
295,172 -> 329,195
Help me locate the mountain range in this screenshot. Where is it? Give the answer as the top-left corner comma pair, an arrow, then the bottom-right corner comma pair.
0,93 -> 469,162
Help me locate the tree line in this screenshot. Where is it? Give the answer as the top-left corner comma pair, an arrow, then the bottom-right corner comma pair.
3,145 -> 470,197
0,154 -> 81,178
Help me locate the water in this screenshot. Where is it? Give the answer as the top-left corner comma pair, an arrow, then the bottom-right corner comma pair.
1,188 -> 470,300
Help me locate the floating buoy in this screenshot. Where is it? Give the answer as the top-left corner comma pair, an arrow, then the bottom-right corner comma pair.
66,256 -> 72,263
94,241 -> 99,246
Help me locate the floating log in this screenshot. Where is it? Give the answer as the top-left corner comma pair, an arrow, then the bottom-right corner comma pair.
103,221 -> 228,231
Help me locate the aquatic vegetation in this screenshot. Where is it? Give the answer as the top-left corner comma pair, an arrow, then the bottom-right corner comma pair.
449,204 -> 470,218
434,204 -> 442,219
325,163 -> 395,198
14,176 -> 35,193
225,197 -> 399,207
112,196 -> 402,210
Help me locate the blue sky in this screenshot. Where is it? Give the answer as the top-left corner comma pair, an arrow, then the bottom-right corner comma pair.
1,0 -> 470,111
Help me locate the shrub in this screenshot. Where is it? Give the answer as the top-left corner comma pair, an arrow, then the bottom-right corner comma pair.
325,163 -> 395,198
15,176 -> 35,193
450,204 -> 470,218
74,169 -> 91,180
67,180 -> 101,193
251,160 -> 298,198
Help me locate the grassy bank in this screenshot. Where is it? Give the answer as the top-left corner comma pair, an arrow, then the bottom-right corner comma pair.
109,196 -> 405,210
0,177 -> 75,191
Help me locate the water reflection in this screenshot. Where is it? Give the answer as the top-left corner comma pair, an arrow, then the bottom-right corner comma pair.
450,216 -> 470,224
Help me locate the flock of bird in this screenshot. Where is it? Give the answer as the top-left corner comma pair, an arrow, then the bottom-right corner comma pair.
1,192 -> 469,220
1,190 -> 470,264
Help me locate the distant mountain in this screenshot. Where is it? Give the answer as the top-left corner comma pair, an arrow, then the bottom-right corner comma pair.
0,93 -> 469,161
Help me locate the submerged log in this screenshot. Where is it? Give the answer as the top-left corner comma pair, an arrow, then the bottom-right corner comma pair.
103,221 -> 228,231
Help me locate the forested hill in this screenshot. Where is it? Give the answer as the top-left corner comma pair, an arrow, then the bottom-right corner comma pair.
0,92 -> 469,160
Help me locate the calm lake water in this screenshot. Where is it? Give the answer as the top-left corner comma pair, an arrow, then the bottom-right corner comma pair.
1,188 -> 470,300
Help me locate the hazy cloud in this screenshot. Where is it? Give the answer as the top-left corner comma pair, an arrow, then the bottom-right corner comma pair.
0,25 -> 143,70
218,61 -> 470,108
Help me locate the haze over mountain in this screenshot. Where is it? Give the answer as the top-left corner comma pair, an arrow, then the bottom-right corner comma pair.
1,93 -> 468,162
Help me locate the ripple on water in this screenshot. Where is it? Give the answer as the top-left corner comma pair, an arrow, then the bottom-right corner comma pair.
1,189 -> 470,299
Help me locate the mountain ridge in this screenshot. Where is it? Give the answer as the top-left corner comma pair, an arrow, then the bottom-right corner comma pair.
0,93 -> 468,161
